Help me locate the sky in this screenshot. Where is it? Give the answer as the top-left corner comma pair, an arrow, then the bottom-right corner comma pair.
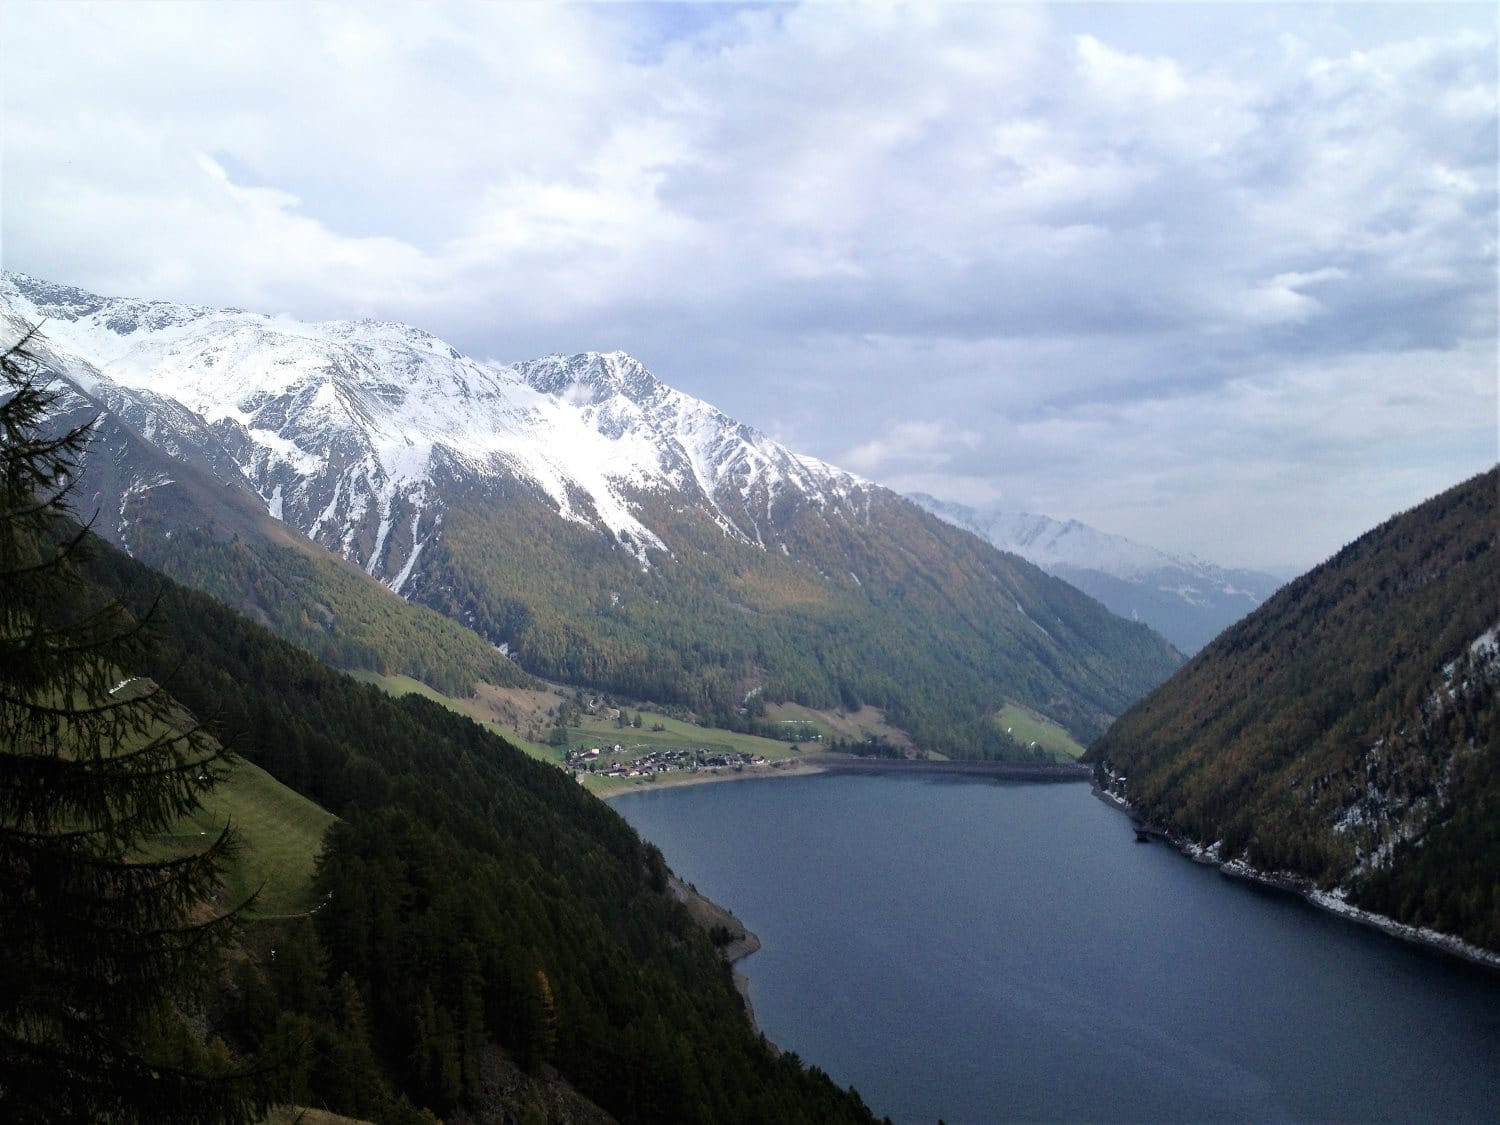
1,2 -> 1494,574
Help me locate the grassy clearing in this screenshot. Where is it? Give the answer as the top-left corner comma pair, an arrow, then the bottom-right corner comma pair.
569,711 -> 796,759
350,670 -> 823,797
764,701 -> 916,750
148,756 -> 336,917
995,702 -> 1086,761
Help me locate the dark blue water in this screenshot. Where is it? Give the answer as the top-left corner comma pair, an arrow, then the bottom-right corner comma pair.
615,773 -> 1500,1124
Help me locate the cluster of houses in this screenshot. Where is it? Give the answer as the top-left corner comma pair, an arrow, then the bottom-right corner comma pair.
565,745 -> 769,779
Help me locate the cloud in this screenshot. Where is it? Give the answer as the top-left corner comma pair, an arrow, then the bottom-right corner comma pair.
1,1 -> 1494,571
841,420 -> 981,477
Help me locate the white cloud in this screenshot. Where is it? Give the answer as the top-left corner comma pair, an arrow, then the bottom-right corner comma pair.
842,420 -> 981,477
1,0 -> 1493,571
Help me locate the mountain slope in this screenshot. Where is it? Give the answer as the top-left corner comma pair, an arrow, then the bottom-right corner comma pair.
8,329 -> 531,696
1088,468 -> 1500,952
77,532 -> 878,1123
2,272 -> 1179,751
911,494 -> 1282,653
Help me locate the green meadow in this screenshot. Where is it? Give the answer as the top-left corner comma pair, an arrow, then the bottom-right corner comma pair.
995,702 -> 1086,761
148,755 -> 336,918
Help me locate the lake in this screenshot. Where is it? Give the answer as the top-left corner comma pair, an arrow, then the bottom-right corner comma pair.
614,773 -> 1500,1124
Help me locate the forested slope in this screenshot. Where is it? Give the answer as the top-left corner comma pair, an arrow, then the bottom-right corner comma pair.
419,486 -> 1180,756
12,281 -> 1177,759
1088,469 -> 1500,951
81,540 -> 879,1124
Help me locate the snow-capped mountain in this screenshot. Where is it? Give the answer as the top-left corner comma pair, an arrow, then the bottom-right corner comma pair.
1,272 -> 1181,750
1,272 -> 858,592
910,494 -> 1283,654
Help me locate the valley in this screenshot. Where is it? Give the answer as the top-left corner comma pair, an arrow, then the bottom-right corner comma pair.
4,270 -> 1496,1125
913,493 -> 1286,654
5,7 -> 1495,1123
348,668 -> 1008,799
2,272 -> 1180,765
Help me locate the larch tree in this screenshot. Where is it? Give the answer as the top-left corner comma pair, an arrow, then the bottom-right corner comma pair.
0,329 -> 264,1122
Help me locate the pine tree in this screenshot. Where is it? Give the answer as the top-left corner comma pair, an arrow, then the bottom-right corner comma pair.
0,331 -> 263,1122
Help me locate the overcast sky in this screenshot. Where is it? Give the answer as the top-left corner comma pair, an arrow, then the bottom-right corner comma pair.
2,2 -> 1494,572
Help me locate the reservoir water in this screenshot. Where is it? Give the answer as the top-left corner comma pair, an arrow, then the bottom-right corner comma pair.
614,773 -> 1500,1123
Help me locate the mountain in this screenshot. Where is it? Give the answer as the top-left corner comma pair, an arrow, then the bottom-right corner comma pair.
61,530 -> 881,1123
911,494 -> 1283,653
8,324 -> 531,697
1087,468 -> 1500,954
1,272 -> 1180,753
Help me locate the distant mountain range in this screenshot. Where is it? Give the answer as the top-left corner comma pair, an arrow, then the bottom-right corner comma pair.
2,272 -> 1179,754
1089,468 -> 1499,956
910,494 -> 1284,653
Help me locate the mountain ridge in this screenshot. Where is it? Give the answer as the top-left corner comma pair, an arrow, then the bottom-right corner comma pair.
3,270 -> 861,583
3,271 -> 1180,752
911,492 -> 1282,653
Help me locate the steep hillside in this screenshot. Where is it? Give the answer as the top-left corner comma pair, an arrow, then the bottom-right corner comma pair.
10,320 -> 529,696
913,493 -> 1282,653
1088,469 -> 1500,952
79,535 -> 879,1124
3,273 -> 1179,751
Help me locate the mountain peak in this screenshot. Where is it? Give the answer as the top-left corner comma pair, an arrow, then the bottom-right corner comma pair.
1,270 -> 233,336
2,273 -> 875,581
912,493 -> 1283,652
518,350 -> 662,407
5,270 -> 1184,759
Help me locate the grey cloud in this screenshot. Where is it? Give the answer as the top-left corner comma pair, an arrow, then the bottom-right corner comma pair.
2,1 -> 1493,572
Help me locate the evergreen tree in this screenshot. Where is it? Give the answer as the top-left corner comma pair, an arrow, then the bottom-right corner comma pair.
0,332 -> 263,1122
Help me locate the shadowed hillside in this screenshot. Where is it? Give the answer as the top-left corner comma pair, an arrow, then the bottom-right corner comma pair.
1089,468 -> 1500,951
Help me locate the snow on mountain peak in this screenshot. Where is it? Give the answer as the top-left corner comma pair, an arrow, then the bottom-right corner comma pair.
2,272 -> 863,585
910,492 -> 1285,652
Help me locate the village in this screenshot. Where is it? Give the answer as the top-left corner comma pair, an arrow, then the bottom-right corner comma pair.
565,744 -> 771,780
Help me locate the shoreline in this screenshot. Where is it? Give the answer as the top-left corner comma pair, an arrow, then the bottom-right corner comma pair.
813,756 -> 1090,781
667,875 -> 773,1045
1091,781 -> 1500,974
594,752 -> 1089,801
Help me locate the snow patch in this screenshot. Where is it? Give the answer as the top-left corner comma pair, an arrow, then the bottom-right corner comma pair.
1014,599 -> 1053,639
389,513 -> 425,594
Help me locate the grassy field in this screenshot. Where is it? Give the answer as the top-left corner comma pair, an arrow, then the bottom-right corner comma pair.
995,702 -> 1086,761
763,701 -> 919,752
353,670 -> 801,757
353,672 -> 1087,775
569,710 -> 798,758
349,670 -> 821,794
148,755 -> 337,918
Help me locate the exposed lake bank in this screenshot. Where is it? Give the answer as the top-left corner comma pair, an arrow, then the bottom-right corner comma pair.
1091,782 -> 1500,973
667,874 -> 767,1038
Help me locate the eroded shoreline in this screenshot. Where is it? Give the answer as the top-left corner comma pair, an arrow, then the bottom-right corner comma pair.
667,875 -> 771,1043
1091,781 -> 1500,973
